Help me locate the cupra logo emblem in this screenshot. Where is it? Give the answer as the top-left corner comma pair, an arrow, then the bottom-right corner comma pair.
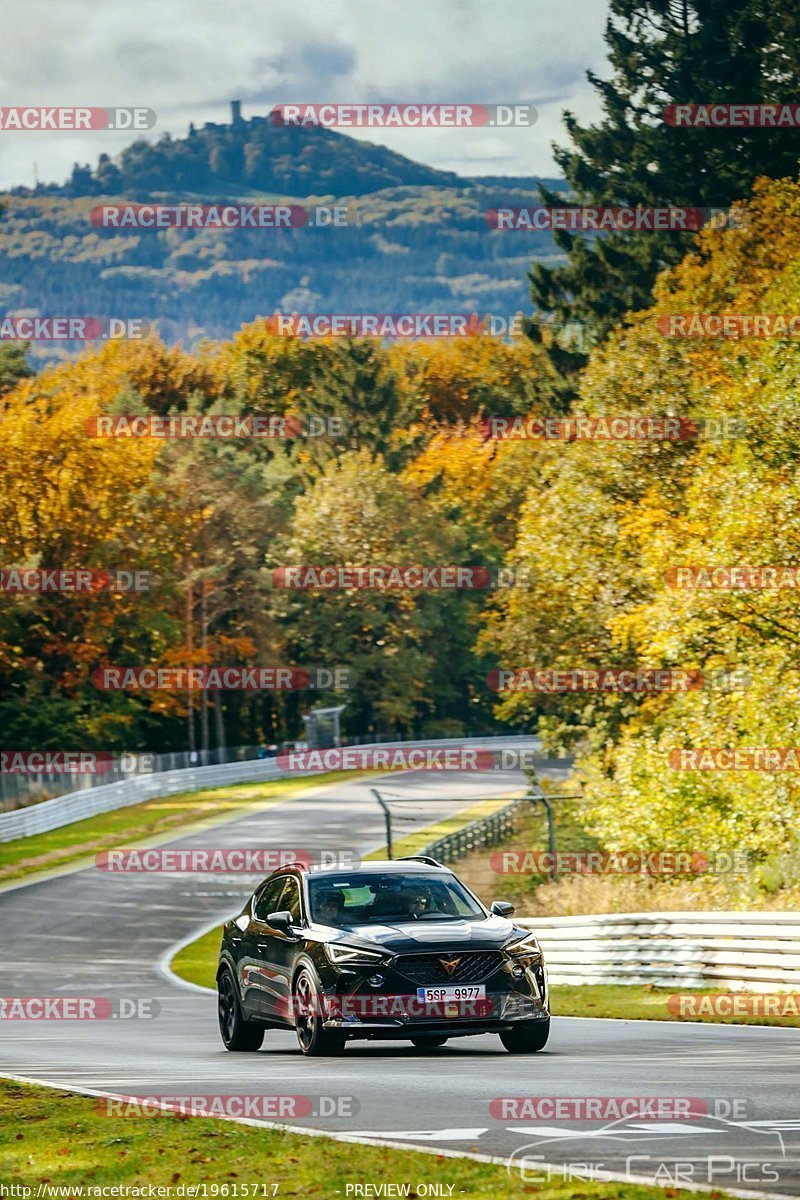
439,957 -> 462,976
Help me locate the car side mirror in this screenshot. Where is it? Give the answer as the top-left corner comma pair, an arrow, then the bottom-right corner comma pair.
490,900 -> 515,917
267,910 -> 298,935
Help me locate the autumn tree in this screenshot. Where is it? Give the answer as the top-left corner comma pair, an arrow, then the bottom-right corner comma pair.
487,178 -> 800,862
530,0 -> 800,389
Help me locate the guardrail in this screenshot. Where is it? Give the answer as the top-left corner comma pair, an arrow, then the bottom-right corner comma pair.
0,734 -> 539,844
517,910 -> 800,992
423,797 -> 526,864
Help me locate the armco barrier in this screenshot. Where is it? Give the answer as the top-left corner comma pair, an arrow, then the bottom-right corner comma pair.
517,910 -> 800,992
0,735 -> 539,843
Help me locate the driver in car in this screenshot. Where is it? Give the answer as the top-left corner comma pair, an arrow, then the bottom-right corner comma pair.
406,883 -> 435,918
316,891 -> 343,925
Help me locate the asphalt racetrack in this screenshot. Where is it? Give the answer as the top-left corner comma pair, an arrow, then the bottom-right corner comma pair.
2,763 -> 799,1199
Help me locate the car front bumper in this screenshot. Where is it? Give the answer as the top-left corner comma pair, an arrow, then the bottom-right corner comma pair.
320,987 -> 549,1036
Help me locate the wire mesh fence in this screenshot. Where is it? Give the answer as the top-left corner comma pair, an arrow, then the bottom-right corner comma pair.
369,783 -> 530,862
0,744 -> 265,812
423,799 -> 527,864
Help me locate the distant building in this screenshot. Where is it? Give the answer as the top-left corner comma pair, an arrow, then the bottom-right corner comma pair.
196,101 -> 247,136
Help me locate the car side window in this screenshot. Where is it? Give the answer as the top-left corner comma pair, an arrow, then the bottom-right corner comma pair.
279,877 -> 303,924
253,879 -> 286,922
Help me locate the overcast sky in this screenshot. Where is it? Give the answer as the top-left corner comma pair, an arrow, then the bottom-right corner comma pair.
0,0 -> 611,190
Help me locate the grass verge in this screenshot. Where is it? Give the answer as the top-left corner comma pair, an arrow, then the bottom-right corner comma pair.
0,771 -> 379,886
0,1077 -> 733,1198
552,984 -> 800,1027
172,924 -> 224,989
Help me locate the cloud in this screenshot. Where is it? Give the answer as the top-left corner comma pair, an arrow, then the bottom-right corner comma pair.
0,0 -> 610,188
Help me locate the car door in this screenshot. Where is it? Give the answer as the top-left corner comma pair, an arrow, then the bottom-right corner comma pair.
239,877 -> 286,1017
252,874 -> 305,1022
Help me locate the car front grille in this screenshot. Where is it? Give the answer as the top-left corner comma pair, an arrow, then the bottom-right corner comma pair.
394,951 -> 504,985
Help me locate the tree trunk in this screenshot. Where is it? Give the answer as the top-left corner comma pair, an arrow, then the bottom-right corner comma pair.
186,578 -> 195,753
200,579 -> 210,755
214,692 -> 226,761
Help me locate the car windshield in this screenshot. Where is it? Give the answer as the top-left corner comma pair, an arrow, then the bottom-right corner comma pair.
307,872 -> 486,926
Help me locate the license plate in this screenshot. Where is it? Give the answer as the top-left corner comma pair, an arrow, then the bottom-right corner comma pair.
416,985 -> 486,1003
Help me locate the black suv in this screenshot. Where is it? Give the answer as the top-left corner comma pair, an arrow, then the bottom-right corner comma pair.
217,857 -> 550,1056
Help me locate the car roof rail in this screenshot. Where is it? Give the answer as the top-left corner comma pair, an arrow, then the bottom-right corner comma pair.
397,855 -> 445,868
275,860 -> 310,873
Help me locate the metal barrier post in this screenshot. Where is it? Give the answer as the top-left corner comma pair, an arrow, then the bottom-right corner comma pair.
371,788 -> 393,859
528,787 -> 584,880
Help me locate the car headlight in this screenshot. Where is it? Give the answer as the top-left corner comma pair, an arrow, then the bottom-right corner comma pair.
324,943 -> 387,966
504,932 -> 542,959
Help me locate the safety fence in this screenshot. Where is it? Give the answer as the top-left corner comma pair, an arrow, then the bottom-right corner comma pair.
423,797 -> 527,864
0,745 -> 263,812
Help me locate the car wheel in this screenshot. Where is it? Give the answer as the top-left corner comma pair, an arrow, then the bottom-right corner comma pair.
294,968 -> 346,1057
500,1017 -> 550,1053
410,1035 -> 448,1050
218,967 -> 264,1051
